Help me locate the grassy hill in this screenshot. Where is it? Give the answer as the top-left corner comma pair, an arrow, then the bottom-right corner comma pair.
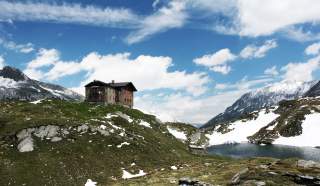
0,100 -> 192,185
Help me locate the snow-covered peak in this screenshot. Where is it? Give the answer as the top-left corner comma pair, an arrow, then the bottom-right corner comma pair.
202,80 -> 318,129
251,80 -> 317,97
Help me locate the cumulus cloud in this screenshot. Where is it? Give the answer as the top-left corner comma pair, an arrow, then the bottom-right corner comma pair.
281,55 -> 320,82
24,49 -> 210,96
0,56 -> 5,69
194,40 -> 277,74
0,38 -> 34,54
125,1 -> 188,44
193,48 -> 236,74
236,0 -> 320,37
305,42 -> 320,55
240,39 -> 277,59
264,66 -> 279,76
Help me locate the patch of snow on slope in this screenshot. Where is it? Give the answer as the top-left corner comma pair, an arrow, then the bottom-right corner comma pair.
167,126 -> 187,141
273,113 -> 320,147
117,142 -> 130,148
30,99 -> 43,104
0,77 -> 19,88
206,109 -> 279,146
85,179 -> 97,186
139,121 -> 152,128
122,170 -> 146,179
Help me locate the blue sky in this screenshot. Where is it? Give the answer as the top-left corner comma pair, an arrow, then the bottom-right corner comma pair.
1,0 -> 320,124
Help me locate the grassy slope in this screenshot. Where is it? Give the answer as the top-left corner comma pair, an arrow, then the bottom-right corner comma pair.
0,100 -> 319,186
0,100 -> 191,185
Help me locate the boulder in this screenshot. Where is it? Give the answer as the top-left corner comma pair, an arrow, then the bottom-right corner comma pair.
17,137 -> 34,152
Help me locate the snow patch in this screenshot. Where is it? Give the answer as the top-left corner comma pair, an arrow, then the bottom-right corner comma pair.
85,179 -> 97,186
273,113 -> 320,147
122,170 -> 146,179
139,120 -> 152,128
30,99 -> 43,104
167,126 -> 187,141
206,109 -> 279,146
117,142 -> 130,148
170,166 -> 178,170
0,77 -> 19,88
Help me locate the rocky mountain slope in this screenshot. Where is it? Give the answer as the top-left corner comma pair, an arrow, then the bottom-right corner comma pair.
304,81 -> 320,97
202,80 -> 318,129
205,97 -> 320,148
0,66 -> 83,101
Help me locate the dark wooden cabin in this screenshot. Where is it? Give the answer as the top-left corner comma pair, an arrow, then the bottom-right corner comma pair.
84,80 -> 137,108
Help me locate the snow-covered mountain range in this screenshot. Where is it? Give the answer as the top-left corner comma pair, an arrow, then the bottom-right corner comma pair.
0,66 -> 83,101
201,80 -> 318,129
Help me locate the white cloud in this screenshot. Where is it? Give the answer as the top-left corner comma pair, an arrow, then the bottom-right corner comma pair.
214,77 -> 273,91
24,49 -> 210,96
0,38 -> 34,53
0,56 -> 5,69
210,65 -> 231,75
240,39 -> 277,59
135,90 -> 247,124
237,0 -> 320,37
305,42 -> 320,55
264,66 -> 279,76
193,48 -> 236,74
282,27 -> 320,42
281,55 -> 320,82
0,1 -> 139,28
125,1 -> 188,44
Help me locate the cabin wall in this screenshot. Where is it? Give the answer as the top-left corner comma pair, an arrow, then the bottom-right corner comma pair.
85,86 -> 106,103
105,87 -> 116,104
119,87 -> 133,108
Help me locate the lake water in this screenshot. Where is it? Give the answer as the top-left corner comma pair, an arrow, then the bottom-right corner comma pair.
207,143 -> 320,162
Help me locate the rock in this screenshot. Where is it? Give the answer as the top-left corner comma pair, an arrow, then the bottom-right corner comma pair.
231,168 -> 249,185
284,172 -> 320,185
51,137 -> 62,142
242,180 -> 266,186
33,125 -> 60,139
297,160 -> 320,169
17,137 -> 34,152
258,165 -> 269,169
178,177 -> 212,186
77,124 -> 89,133
16,128 -> 34,141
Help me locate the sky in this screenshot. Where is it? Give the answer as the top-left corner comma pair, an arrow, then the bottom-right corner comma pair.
1,0 -> 320,125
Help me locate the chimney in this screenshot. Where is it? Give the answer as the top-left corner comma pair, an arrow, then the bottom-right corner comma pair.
111,80 -> 115,84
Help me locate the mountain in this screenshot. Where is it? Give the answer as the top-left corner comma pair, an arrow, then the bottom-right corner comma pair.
205,96 -> 320,148
0,66 -> 83,101
201,80 -> 318,129
304,81 -> 320,97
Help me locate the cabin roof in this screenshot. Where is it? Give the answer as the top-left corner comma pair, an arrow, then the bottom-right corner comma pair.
84,80 -> 137,91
